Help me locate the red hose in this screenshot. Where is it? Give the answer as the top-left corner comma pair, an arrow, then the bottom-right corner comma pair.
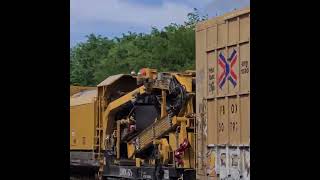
174,138 -> 190,166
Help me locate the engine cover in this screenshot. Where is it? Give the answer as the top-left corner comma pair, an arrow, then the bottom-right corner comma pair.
134,105 -> 159,132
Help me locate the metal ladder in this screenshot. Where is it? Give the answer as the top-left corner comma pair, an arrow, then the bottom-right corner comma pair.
93,97 -> 105,180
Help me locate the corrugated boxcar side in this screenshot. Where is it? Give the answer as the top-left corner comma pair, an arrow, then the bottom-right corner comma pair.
195,19 -> 208,177
206,95 -> 250,146
196,7 -> 250,180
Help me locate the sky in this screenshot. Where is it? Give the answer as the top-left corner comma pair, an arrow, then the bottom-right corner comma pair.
70,0 -> 250,47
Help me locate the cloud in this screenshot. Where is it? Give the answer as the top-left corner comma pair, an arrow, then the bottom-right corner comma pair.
70,20 -> 151,46
71,0 -> 193,29
70,0 -> 250,46
179,0 -> 249,18
203,0 -> 250,16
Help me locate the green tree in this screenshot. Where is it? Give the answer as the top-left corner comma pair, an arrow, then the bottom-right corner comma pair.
70,34 -> 115,85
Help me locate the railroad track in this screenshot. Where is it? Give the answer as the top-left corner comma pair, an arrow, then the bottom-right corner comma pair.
70,175 -> 95,180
